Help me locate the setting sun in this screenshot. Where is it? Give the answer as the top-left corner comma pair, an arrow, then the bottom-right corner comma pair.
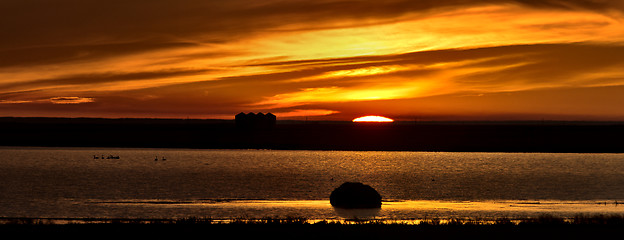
352,115 -> 394,123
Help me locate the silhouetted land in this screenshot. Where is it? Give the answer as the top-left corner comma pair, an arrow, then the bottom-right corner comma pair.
2,216 -> 624,239
1,117 -> 623,152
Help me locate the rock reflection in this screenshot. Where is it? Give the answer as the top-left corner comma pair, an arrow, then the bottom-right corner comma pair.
333,207 -> 381,219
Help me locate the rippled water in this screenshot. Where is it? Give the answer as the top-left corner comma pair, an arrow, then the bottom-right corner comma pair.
1,147 -> 624,220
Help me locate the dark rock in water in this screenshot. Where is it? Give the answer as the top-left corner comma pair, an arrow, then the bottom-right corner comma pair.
330,182 -> 382,208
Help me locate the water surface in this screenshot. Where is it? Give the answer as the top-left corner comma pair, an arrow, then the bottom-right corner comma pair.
1,147 -> 623,220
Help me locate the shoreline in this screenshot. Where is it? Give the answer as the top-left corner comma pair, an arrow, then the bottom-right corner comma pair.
1,117 -> 623,153
3,213 -> 624,224
3,215 -> 624,239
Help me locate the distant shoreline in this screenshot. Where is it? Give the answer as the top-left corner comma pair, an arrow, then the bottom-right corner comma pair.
1,117 -> 623,153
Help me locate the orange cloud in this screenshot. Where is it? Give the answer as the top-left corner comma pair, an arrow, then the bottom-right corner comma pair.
273,109 -> 340,118
1,1 -> 624,120
48,97 -> 95,104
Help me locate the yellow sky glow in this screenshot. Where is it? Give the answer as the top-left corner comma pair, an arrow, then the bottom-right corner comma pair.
1,1 -> 624,120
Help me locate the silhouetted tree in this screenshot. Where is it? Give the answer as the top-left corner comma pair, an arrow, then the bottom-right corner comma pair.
235,112 -> 276,130
266,113 -> 276,129
235,112 -> 248,127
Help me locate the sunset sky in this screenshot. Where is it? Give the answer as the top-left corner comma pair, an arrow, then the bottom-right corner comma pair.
1,0 -> 624,121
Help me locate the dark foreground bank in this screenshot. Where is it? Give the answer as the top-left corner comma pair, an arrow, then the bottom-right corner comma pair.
3,216 -> 624,239
1,117 -> 623,152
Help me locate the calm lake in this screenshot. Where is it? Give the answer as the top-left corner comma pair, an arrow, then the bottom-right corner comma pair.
1,147 -> 624,221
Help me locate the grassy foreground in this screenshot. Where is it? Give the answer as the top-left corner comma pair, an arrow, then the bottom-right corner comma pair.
2,215 -> 624,239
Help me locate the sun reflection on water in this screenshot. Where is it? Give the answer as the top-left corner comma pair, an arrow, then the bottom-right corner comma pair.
112,199 -> 624,223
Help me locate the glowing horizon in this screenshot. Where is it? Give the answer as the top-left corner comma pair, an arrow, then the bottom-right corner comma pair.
353,115 -> 395,123
1,1 -> 624,121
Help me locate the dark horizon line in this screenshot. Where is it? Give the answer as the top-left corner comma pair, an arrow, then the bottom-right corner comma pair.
1,116 -> 624,125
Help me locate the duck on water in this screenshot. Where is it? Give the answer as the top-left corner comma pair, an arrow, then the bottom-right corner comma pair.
93,155 -> 120,159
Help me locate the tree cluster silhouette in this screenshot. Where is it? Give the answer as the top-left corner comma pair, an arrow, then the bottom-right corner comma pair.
235,112 -> 276,129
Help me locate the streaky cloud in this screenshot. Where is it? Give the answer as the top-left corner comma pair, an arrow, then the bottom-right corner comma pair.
1,0 -> 623,120
49,97 -> 95,104
0,68 -> 214,93
0,40 -> 197,68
